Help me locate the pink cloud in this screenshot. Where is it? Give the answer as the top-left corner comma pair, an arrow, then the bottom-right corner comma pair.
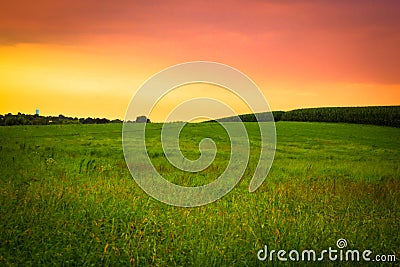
1,0 -> 399,84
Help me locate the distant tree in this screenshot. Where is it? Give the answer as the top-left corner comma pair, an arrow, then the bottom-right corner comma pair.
136,116 -> 149,123
272,111 -> 285,122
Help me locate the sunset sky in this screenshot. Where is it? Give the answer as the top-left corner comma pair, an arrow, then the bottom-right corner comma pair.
0,0 -> 399,121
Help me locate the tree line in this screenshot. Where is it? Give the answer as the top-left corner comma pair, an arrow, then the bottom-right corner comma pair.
278,106 -> 400,127
209,106 -> 400,127
0,113 -> 123,126
3,106 -> 399,127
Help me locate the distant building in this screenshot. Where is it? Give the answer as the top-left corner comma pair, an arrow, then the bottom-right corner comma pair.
35,108 -> 39,116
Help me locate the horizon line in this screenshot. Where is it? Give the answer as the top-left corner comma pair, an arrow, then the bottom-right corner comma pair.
2,104 -> 399,123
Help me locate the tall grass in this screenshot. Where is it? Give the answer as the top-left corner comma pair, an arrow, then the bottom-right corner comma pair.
0,122 -> 399,266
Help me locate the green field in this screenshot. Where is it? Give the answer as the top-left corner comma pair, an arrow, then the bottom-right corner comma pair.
0,122 -> 399,266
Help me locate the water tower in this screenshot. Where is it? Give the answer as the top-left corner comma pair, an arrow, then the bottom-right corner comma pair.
35,108 -> 39,116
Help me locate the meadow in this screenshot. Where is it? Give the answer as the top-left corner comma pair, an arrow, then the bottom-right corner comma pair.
0,122 -> 399,266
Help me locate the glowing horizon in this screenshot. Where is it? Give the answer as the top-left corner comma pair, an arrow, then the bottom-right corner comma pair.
1,1 -> 399,121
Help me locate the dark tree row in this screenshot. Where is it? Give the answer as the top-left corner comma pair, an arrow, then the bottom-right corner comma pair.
3,106 -> 399,127
209,106 -> 399,127
212,111 -> 280,123
0,113 -> 123,126
280,106 -> 400,127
